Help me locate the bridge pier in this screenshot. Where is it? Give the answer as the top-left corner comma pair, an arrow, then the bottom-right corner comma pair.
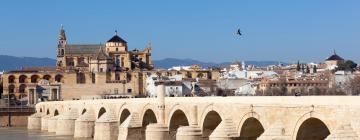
118,127 -> 142,140
176,105 -> 202,140
117,113 -> 142,140
145,124 -> 171,140
74,110 -> 96,138
145,84 -> 171,140
47,115 -> 59,132
94,112 -> 118,140
176,126 -> 202,140
41,115 -> 50,131
55,109 -> 78,135
27,112 -> 42,130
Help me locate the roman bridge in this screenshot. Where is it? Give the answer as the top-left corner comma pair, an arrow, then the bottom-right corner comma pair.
27,86 -> 360,140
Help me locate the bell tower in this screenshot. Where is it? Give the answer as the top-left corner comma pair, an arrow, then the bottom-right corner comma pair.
57,25 -> 67,68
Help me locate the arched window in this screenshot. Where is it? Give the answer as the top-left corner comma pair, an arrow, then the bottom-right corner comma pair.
8,75 -> 15,83
8,85 -> 15,93
55,74 -> 63,83
19,84 -> 27,93
19,75 -> 27,83
61,49 -> 64,55
31,75 -> 40,83
43,75 -> 51,81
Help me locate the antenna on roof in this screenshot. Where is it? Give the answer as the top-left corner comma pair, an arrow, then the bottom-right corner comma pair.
115,30 -> 118,35
333,49 -> 336,55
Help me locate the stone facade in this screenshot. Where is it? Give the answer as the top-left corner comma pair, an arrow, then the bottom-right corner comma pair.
29,96 -> 360,140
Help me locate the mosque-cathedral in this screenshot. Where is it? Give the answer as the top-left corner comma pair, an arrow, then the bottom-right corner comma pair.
2,26 -> 219,105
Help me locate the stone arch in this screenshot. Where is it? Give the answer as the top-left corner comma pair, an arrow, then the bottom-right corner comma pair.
54,109 -> 59,116
292,111 -> 333,140
81,108 -> 87,115
98,107 -> 107,119
140,103 -> 158,123
168,109 -> 190,139
8,75 -> 15,83
119,108 -> 131,125
199,104 -> 225,132
19,84 -> 27,93
46,109 -> 50,115
296,117 -> 330,140
167,104 -> 191,126
55,74 -> 63,83
140,108 -> 157,139
40,108 -> 43,113
31,75 -> 40,83
237,117 -> 265,140
201,110 -> 222,138
142,109 -> 157,127
236,112 -> 265,136
43,75 -> 51,81
19,75 -> 27,83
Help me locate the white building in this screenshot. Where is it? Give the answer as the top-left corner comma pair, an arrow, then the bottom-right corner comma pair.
234,82 -> 256,96
145,74 -> 185,97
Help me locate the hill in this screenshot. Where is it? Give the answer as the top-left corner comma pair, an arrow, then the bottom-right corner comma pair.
0,55 -> 286,71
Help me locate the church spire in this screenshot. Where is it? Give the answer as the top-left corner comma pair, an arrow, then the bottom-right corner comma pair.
58,25 -> 67,46
59,25 -> 66,40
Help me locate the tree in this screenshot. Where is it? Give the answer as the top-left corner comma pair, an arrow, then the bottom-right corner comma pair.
306,65 -> 310,73
296,61 -> 301,71
313,65 -> 317,73
336,60 -> 358,72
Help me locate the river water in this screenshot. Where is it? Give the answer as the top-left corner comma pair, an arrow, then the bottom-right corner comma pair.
0,127 -> 92,140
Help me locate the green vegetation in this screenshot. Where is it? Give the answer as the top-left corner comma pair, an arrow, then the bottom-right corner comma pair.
336,60 -> 357,72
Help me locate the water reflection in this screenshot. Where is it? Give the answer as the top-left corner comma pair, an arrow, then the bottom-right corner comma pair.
0,127 -> 92,140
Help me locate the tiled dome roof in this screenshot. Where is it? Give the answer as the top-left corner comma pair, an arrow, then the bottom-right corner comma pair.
326,54 -> 344,61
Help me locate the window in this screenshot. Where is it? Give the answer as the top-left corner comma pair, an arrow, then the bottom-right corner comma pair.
116,48 -> 118,51
114,88 -> 119,94
127,89 -> 132,93
115,73 -> 120,81
121,57 -> 124,67
100,68 -> 103,72
8,75 -> 15,83
76,72 -> 86,84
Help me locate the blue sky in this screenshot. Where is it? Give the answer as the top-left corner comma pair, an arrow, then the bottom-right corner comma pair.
0,0 -> 359,63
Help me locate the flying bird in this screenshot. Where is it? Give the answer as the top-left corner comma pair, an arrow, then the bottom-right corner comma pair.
236,28 -> 242,36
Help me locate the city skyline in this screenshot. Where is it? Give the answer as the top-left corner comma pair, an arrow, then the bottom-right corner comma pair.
0,0 -> 359,63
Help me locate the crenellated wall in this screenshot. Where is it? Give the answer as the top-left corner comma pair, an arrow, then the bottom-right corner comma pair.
28,96 -> 360,140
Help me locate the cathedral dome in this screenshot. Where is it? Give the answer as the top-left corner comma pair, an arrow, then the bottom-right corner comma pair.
326,53 -> 344,61
107,31 -> 127,43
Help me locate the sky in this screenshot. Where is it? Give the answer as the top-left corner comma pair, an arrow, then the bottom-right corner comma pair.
0,0 -> 359,63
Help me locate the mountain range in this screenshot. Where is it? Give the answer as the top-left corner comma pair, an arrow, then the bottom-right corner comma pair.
0,55 -> 286,71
